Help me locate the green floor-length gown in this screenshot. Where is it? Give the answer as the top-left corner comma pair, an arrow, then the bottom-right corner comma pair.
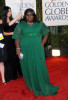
12,21 -> 59,96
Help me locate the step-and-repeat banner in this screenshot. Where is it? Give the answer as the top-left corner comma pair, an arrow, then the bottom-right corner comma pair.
5,0 -> 68,26
5,0 -> 36,18
42,0 -> 68,26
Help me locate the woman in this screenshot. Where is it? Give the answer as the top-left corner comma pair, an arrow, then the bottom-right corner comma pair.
2,6 -> 22,82
12,8 -> 59,96
0,22 -> 7,84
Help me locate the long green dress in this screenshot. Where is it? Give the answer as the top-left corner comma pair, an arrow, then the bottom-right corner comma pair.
12,21 -> 59,96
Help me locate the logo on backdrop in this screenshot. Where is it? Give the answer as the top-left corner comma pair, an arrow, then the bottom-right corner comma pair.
42,0 -> 68,26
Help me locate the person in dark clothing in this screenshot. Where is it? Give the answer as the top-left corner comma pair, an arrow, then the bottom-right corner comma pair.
2,6 -> 22,82
0,21 -> 7,84
12,8 -> 59,96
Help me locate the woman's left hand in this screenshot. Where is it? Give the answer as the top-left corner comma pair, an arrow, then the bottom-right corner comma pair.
41,40 -> 46,46
41,33 -> 48,46
16,49 -> 21,55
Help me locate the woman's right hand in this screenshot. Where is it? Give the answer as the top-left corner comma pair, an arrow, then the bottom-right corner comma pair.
18,12 -> 22,20
16,48 -> 21,55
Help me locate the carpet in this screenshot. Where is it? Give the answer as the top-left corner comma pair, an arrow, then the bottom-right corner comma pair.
0,56 -> 68,100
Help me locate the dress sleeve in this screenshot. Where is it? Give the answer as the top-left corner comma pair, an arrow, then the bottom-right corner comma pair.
12,22 -> 22,39
41,22 -> 50,36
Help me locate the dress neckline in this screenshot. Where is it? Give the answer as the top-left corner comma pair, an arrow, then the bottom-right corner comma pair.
24,21 -> 35,27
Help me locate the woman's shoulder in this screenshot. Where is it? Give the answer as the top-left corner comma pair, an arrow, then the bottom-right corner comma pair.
40,21 -> 48,27
36,21 -> 46,27
34,21 -> 43,25
15,21 -> 25,29
36,21 -> 45,25
16,21 -> 24,26
18,21 -> 26,25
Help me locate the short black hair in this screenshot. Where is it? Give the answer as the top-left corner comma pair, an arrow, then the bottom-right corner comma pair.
21,8 -> 39,22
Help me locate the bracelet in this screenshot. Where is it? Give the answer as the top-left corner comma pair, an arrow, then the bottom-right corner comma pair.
16,48 -> 21,49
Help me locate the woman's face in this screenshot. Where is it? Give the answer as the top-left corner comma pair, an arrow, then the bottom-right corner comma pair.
7,9 -> 12,17
26,12 -> 34,22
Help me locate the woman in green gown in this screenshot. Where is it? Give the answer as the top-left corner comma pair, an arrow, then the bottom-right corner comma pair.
12,8 -> 59,96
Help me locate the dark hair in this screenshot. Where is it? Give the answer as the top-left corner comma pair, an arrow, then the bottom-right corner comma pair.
2,6 -> 12,23
21,8 -> 39,22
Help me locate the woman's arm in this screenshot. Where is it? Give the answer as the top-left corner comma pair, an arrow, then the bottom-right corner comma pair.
41,33 -> 48,46
3,32 -> 13,36
9,12 -> 22,26
15,39 -> 21,55
0,20 -> 2,24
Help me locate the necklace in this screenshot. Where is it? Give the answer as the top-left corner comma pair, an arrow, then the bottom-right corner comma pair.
27,22 -> 33,24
